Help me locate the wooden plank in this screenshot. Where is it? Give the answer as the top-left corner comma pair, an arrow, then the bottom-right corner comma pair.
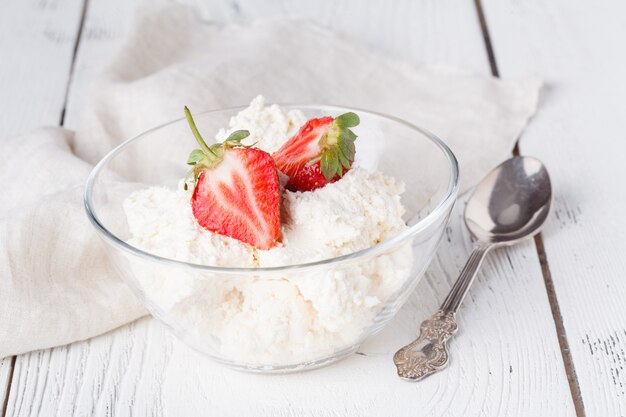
0,357 -> 14,416
0,0 -> 84,412
4,0 -> 576,415
62,0 -> 136,130
481,0 -> 626,415
0,0 -> 84,136
181,0 -> 491,74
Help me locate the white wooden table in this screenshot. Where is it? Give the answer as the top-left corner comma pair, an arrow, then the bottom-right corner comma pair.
1,0 -> 625,415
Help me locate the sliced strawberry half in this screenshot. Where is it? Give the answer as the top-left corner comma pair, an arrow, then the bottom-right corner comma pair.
272,112 -> 360,192
184,107 -> 280,250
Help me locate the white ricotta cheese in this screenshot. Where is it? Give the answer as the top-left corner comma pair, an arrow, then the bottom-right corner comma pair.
216,95 -> 306,153
123,96 -> 413,365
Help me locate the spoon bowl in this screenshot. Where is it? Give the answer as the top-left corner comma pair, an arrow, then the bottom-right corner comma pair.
465,156 -> 552,245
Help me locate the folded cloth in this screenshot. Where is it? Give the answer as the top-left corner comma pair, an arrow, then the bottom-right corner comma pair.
0,4 -> 541,358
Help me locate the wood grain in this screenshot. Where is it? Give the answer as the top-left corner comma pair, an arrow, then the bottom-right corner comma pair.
0,0 -> 84,137
62,0 -> 135,130
482,0 -> 626,415
1,0 -> 581,415
0,357 -> 14,416
179,0 -> 491,74
0,0 -> 85,413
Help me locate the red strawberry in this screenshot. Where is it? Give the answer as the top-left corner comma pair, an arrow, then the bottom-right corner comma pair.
184,107 -> 280,250
272,112 -> 360,192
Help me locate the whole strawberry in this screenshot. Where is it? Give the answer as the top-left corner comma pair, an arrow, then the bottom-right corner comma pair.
272,112 -> 360,192
184,107 -> 280,250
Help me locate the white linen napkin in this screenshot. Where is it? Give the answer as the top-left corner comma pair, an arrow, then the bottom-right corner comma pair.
0,4 -> 541,358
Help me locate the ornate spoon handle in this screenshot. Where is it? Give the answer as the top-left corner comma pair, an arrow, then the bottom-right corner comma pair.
393,243 -> 491,381
393,310 -> 457,380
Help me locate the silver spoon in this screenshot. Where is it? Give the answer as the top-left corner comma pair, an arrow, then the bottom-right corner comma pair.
393,156 -> 552,381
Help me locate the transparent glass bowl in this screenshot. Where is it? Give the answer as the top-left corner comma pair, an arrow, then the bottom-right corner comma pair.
84,105 -> 459,373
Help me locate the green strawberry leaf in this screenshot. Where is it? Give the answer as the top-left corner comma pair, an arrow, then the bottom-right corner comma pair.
225,130 -> 251,143
332,152 -> 342,178
321,149 -> 340,180
335,112 -> 360,128
187,149 -> 205,165
337,148 -> 351,169
341,138 -> 356,161
343,128 -> 357,143
338,138 -> 350,158
210,143 -> 226,158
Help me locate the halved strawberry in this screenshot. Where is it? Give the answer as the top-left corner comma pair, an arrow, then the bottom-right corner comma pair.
184,107 -> 280,250
272,112 -> 360,192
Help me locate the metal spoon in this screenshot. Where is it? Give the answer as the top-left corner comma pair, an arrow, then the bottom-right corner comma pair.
393,156 -> 552,381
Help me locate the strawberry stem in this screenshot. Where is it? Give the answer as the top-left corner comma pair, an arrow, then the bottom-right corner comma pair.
184,106 -> 214,156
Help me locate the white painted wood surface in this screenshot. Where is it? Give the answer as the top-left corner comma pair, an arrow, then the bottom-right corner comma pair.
0,0 -> 85,413
3,197 -> 575,417
180,0 -> 491,74
483,1 -> 626,415
62,0 -> 135,130
0,0 -> 84,137
0,358 -> 12,415
3,0 -> 624,414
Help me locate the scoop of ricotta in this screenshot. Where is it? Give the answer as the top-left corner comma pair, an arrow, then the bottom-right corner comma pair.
216,95 -> 306,153
258,167 -> 406,266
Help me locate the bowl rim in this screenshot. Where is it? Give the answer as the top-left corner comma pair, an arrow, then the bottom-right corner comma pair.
84,103 -> 459,274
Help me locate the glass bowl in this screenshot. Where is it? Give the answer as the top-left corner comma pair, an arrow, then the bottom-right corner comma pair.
84,104 -> 459,373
